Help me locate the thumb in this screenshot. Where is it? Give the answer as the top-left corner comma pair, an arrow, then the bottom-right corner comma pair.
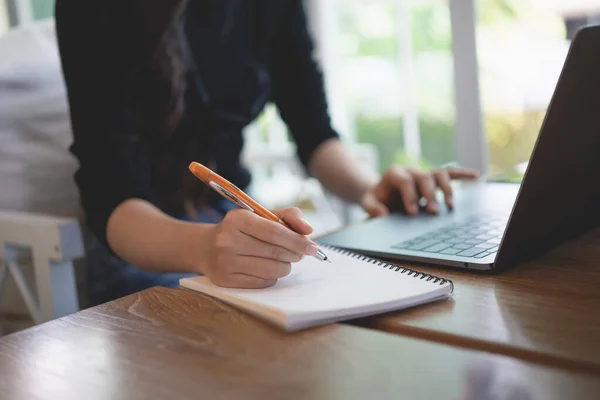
361,193 -> 389,217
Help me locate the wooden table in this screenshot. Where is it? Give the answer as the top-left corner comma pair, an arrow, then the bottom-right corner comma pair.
1,286 -> 600,400
353,227 -> 600,375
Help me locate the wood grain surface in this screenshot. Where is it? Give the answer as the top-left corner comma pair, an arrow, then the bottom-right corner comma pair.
352,227 -> 600,375
1,286 -> 600,399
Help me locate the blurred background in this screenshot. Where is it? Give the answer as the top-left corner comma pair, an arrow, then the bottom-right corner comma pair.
1,0 -> 599,332
2,0 -> 600,220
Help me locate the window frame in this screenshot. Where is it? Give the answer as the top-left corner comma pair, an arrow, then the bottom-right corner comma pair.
5,0 -> 32,27
306,0 -> 488,172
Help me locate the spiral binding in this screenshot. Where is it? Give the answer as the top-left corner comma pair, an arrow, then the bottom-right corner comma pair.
319,244 -> 454,292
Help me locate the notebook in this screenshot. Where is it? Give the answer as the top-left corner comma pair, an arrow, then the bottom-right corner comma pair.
179,245 -> 454,331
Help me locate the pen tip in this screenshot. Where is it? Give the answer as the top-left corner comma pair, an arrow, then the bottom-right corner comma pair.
326,258 -> 332,263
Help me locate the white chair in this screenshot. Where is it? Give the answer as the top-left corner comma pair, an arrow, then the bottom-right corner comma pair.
0,18 -> 83,325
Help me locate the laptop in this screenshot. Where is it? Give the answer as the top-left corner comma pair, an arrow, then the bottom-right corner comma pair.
318,25 -> 600,272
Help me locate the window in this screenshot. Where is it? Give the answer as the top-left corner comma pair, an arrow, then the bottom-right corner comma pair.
29,0 -> 53,20
4,0 -> 55,27
313,0 -> 457,172
477,0 -> 599,180
311,0 -> 600,179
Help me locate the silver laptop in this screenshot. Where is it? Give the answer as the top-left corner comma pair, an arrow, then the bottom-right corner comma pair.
318,25 -> 600,272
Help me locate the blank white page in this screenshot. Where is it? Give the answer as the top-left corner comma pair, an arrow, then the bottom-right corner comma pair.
180,247 -> 453,330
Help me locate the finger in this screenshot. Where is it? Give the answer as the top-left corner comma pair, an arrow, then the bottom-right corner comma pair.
385,167 -> 419,215
237,233 -> 304,263
360,192 -> 389,217
272,207 -> 313,236
414,172 -> 438,214
237,211 -> 316,256
433,169 -> 453,209
232,256 -> 292,280
446,167 -> 479,179
213,273 -> 278,289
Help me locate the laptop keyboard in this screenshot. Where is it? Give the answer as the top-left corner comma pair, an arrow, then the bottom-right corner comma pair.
392,215 -> 507,259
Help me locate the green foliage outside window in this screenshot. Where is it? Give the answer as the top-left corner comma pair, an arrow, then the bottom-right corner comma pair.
340,0 -> 559,180
31,0 -> 54,20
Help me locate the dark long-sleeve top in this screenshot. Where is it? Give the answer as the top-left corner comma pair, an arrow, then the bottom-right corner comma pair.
55,0 -> 339,250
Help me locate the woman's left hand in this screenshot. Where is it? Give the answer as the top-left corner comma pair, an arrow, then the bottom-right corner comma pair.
360,165 -> 480,217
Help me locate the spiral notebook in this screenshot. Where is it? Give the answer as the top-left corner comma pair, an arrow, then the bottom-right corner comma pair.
179,245 -> 454,331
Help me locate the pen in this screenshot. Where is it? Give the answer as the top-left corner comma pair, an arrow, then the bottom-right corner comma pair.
188,162 -> 331,263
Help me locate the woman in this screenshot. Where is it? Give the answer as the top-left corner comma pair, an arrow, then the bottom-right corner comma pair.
55,0 -> 478,305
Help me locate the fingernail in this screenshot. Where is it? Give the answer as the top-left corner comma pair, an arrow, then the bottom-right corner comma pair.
305,244 -> 318,256
430,202 -> 438,213
302,218 -> 313,228
409,205 -> 418,214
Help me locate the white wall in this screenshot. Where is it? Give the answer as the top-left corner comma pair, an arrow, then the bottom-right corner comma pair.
0,1 -> 9,34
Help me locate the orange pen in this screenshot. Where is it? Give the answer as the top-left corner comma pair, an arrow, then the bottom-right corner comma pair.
188,162 -> 330,262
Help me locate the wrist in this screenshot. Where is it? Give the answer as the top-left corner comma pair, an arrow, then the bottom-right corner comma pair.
175,221 -> 215,275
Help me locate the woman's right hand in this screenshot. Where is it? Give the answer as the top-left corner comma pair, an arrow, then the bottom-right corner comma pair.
204,207 -> 318,288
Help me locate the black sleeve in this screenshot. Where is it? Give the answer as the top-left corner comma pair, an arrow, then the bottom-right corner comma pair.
55,0 -> 155,251
270,0 -> 340,168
